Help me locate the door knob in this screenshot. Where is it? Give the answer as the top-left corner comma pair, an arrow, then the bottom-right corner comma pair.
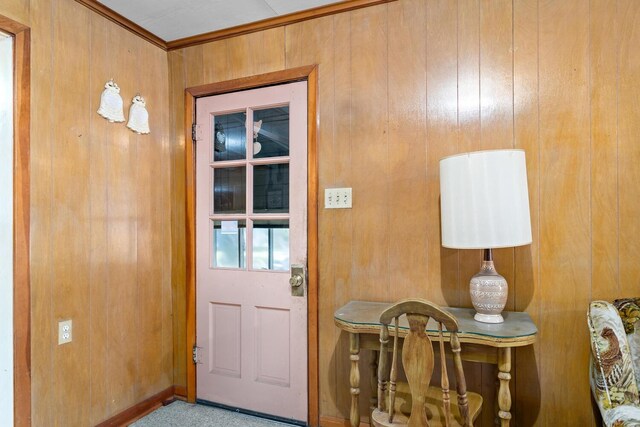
290,274 -> 304,287
290,264 -> 305,297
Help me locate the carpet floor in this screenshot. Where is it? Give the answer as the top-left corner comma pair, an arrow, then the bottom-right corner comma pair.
131,401 -> 299,427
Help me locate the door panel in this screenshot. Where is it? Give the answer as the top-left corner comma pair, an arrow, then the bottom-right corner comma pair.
195,81 -> 307,422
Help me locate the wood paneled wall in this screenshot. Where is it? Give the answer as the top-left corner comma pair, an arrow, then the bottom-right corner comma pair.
1,0 -> 28,26
0,0 -> 173,424
169,0 -> 640,425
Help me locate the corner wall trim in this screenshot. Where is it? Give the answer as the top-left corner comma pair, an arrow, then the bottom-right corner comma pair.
74,0 -> 398,52
95,386 -> 175,427
73,0 -> 166,50
166,0 -> 397,50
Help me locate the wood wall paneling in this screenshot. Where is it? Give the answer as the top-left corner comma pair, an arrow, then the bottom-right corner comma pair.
618,1 -> 640,298
15,0 -> 173,423
88,12 -> 110,425
158,40 -> 175,398
538,0 -> 591,425
425,0 -> 459,308
106,25 -> 139,416
590,0 -> 619,301
478,2 -> 516,423
1,0 -> 28,26
2,0 -> 638,424
168,48 -> 188,393
51,1 -> 92,424
331,11 -> 355,421
170,0 -> 640,424
28,0 -> 54,424
387,0 -> 427,303
349,4 -> 389,307
513,0 -> 542,424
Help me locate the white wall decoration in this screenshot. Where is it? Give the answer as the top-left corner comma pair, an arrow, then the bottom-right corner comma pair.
126,95 -> 150,134
97,80 -> 125,122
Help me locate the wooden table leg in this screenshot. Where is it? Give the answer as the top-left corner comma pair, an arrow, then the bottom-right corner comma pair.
370,350 -> 378,412
497,347 -> 512,426
349,333 -> 360,427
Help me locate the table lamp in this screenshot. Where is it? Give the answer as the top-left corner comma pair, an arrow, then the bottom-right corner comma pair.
439,149 -> 532,323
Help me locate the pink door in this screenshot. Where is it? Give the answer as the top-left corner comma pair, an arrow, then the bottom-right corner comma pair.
195,81 -> 308,422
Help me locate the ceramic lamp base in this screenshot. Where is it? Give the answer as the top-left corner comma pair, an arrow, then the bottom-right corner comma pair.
473,312 -> 504,323
470,250 -> 508,324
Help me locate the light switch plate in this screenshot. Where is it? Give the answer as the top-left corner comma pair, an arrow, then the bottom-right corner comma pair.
58,319 -> 72,345
325,188 -> 352,209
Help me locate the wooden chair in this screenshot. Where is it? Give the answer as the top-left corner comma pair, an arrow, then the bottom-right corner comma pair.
370,298 -> 482,427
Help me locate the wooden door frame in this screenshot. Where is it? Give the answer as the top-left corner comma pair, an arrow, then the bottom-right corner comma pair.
0,13 -> 31,427
184,65 -> 319,426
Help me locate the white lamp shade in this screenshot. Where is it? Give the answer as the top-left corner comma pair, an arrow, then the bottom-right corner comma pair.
440,149 -> 532,249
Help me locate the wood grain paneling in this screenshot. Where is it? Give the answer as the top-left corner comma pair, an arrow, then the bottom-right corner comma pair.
618,1 -> 640,298
2,0 -> 174,423
513,0 -> 541,424
538,1 -> 591,425
3,0 -> 636,424
106,25 -> 139,416
27,0 -> 54,423
478,2 -> 515,423
387,0 -> 427,302
590,0 -> 619,301
50,2 -> 92,424
169,0 -> 640,424
169,48 -> 188,392
331,12 -> 354,420
88,12 -> 110,425
425,0 -> 459,308
1,0 -> 28,26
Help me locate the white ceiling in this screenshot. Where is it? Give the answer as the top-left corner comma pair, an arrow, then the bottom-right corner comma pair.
98,0 -> 342,42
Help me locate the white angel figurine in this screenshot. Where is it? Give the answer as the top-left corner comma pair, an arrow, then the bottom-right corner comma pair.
97,80 -> 125,122
126,95 -> 150,134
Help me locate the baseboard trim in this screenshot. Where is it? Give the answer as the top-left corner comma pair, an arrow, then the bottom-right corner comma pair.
174,385 -> 187,399
95,386 -> 175,427
320,416 -> 369,427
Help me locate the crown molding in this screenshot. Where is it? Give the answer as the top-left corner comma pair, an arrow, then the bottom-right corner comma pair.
75,0 -> 398,52
74,0 -> 167,50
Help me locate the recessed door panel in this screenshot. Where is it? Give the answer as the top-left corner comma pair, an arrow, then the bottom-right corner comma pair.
255,306 -> 290,387
208,303 -> 241,378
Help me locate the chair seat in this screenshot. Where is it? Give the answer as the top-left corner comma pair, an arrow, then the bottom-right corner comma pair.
371,385 -> 483,427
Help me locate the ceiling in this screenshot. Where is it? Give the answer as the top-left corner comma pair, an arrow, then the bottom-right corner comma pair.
98,0 -> 343,42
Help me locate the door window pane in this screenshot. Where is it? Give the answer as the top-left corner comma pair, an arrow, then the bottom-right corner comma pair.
253,164 -> 289,213
213,167 -> 246,214
252,220 -> 289,271
212,220 -> 246,269
213,112 -> 246,161
252,106 -> 289,158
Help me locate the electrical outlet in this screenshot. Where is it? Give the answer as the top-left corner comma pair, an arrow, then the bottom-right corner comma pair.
325,188 -> 352,209
58,319 -> 72,345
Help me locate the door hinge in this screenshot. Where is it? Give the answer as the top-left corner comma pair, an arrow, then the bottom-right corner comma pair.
192,344 -> 202,365
192,123 -> 202,142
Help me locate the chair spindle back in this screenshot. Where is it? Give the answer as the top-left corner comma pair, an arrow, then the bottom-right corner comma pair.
375,298 -> 474,427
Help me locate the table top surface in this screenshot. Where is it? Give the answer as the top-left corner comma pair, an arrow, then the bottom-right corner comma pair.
334,300 -> 538,344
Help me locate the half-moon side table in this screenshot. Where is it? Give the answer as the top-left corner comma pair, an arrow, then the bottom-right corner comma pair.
334,300 -> 538,427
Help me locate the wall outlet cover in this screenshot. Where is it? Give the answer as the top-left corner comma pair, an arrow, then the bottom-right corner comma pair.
58,319 -> 72,345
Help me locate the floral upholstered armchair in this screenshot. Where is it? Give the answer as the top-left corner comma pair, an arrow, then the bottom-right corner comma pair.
588,298 -> 640,426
